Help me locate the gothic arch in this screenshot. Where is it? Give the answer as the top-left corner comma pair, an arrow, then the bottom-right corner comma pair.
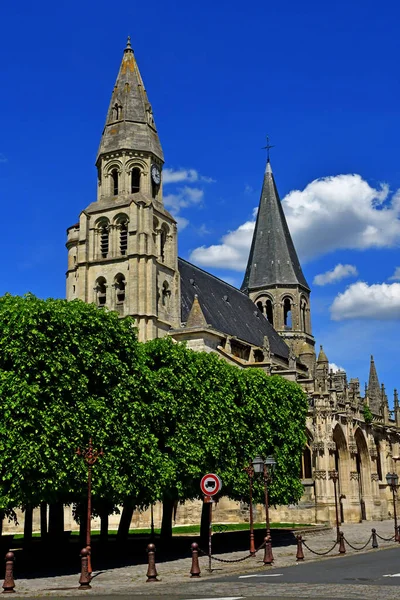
332,423 -> 351,498
354,427 -> 372,503
301,428 -> 314,480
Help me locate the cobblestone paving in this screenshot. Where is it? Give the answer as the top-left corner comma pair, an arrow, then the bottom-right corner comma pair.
9,519 -> 400,596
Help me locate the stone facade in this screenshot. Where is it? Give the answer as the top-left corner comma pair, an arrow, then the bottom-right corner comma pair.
62,38 -> 400,531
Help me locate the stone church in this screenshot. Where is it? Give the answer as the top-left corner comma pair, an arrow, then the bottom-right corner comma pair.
66,38 -> 400,527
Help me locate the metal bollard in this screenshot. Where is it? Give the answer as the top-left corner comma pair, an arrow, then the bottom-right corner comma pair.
338,531 -> 346,554
190,542 -> 201,577
146,543 -> 159,582
263,535 -> 274,565
371,528 -> 378,549
296,535 -> 304,561
79,547 -> 92,590
2,552 -> 15,594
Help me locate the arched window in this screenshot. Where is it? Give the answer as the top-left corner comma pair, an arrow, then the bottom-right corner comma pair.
111,169 -> 118,196
162,281 -> 171,308
283,297 -> 292,330
300,442 -> 312,479
266,299 -> 274,326
95,277 -> 107,307
301,298 -> 307,332
114,274 -> 126,304
160,224 -> 169,262
99,222 -> 109,258
376,440 -> 383,481
119,219 -> 128,255
256,301 -> 264,314
131,168 -> 141,194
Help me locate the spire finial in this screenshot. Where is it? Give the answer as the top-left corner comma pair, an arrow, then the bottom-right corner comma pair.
125,36 -> 132,52
262,135 -> 275,163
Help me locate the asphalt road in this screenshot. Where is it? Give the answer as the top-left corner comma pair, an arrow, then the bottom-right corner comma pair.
15,547 -> 400,599
212,545 -> 400,586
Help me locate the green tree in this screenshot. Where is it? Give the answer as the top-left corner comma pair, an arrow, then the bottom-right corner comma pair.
141,337 -> 308,538
0,294 -> 165,527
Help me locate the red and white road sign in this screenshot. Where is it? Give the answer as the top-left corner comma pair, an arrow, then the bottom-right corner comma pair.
200,473 -> 222,496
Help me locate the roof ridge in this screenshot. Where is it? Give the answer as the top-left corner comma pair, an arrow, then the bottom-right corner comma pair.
178,257 -> 247,296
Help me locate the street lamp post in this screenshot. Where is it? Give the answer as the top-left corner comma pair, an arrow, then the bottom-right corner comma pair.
243,463 -> 256,555
329,470 -> 340,542
252,455 -> 276,564
386,472 -> 399,541
77,438 -> 104,576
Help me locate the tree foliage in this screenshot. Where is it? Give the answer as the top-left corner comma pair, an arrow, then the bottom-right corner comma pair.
0,295 -> 309,523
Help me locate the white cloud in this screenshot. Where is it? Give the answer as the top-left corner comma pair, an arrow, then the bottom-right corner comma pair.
329,363 -> 345,373
164,187 -> 204,226
330,281 -> 400,320
389,267 -> 400,281
313,264 -> 358,286
189,173 -> 400,271
163,168 -> 215,184
190,220 -> 255,271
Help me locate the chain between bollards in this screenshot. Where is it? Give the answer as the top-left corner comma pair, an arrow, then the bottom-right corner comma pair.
146,543 -> 159,582
190,543 -> 201,578
2,552 -> 15,594
78,547 -> 91,590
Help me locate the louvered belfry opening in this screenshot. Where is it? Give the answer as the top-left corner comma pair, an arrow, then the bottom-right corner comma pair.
120,221 -> 128,255
100,225 -> 109,258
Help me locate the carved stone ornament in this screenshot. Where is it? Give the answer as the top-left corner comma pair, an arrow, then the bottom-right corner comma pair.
312,441 -> 325,452
348,441 -> 358,455
350,471 -> 360,481
369,446 -> 378,458
314,470 -> 327,480
371,473 -> 379,482
327,441 -> 337,453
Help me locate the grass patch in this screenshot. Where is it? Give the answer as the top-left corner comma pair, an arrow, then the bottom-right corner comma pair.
12,521 -> 314,541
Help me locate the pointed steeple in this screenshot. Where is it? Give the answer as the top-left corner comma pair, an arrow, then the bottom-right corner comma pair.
241,158 -> 309,293
367,355 -> 381,414
317,345 -> 329,364
97,37 -> 163,163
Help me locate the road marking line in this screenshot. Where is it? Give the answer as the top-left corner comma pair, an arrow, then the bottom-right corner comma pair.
383,573 -> 400,577
181,597 -> 244,600
238,574 -> 283,578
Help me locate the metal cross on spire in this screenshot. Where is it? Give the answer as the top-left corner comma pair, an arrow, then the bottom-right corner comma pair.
262,135 -> 275,162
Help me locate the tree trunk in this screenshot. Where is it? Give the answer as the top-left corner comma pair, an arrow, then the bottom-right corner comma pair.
200,500 -> 209,548
40,502 -> 47,539
160,497 -> 175,541
23,504 -> 33,544
100,506 -> 109,543
48,502 -> 64,540
116,503 -> 134,542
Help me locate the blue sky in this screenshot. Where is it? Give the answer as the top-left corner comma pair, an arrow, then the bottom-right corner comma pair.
1,0 -> 400,399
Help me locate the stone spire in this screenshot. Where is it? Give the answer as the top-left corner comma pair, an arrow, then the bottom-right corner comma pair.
317,345 -> 329,365
96,37 -> 163,164
241,158 -> 309,293
241,155 -> 314,359
367,355 -> 381,415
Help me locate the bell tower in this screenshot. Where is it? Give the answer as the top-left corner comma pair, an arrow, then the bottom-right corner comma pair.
66,38 -> 180,341
241,157 -> 315,363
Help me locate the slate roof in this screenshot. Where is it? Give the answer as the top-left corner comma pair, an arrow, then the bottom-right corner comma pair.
97,37 -> 163,163
241,160 -> 309,293
178,258 -> 290,359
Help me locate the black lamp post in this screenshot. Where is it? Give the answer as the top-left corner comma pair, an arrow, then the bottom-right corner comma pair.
386,471 -> 399,541
329,470 -> 340,542
252,455 -> 276,564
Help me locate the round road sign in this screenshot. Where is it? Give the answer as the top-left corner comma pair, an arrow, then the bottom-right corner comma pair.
200,473 -> 222,496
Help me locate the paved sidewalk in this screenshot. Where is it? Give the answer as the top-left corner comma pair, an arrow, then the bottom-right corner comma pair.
9,519 -> 400,596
